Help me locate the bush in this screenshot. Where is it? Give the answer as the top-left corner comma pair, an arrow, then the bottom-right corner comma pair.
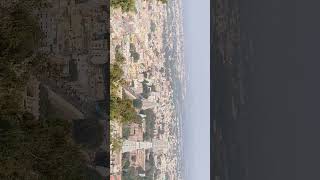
122,125 -> 131,139
111,63 -> 124,82
122,159 -> 130,172
111,96 -> 142,124
111,137 -> 123,152
129,43 -> 140,62
115,50 -> 126,64
120,99 -> 141,124
133,99 -> 142,109
132,52 -> 140,62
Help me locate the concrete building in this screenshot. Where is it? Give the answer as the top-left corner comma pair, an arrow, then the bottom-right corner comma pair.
110,151 -> 122,175
152,139 -> 169,154
122,140 -> 153,153
88,64 -> 105,101
142,99 -> 157,110
132,80 -> 143,94
129,149 -> 146,170
0,0 -> 18,8
128,123 -> 144,142
122,139 -> 168,154
110,175 -> 122,180
47,55 -> 70,78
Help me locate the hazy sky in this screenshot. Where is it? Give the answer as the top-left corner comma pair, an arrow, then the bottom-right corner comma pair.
182,0 -> 210,179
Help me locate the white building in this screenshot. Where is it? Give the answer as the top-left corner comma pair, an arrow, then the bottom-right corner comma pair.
152,139 -> 169,154
122,140 -> 153,153
142,99 -> 157,110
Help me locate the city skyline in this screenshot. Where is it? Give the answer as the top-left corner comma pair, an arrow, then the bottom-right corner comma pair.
110,0 -> 185,179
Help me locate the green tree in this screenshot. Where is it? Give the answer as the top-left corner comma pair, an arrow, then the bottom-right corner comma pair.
122,125 -> 131,139
110,95 -> 122,121
122,166 -> 138,180
111,63 -> 124,82
131,52 -> 140,62
111,137 -> 123,152
120,99 -> 142,124
111,0 -> 136,12
133,99 -> 143,109
157,0 -> 168,4
115,50 -> 126,64
110,96 -> 142,124
122,157 -> 130,171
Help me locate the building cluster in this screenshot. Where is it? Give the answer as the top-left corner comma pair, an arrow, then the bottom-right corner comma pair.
20,0 -> 108,117
16,0 -> 109,178
35,0 -> 108,102
110,0 -> 180,179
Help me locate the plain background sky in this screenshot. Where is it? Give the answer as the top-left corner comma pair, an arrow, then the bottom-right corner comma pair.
182,0 -> 210,179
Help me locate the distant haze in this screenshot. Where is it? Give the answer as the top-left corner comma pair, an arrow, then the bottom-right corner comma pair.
182,0 -> 210,179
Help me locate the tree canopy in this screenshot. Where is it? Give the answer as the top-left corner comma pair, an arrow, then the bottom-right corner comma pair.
111,137 -> 123,152
0,113 -> 103,179
158,0 -> 168,4
115,49 -> 126,64
133,99 -> 144,109
110,51 -> 142,124
111,63 -> 124,83
111,96 -> 142,124
0,0 -> 50,118
111,0 -> 136,12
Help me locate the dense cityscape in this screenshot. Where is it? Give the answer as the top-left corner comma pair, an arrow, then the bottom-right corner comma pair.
110,0 -> 185,179
0,0 -> 185,179
0,0 -> 108,179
